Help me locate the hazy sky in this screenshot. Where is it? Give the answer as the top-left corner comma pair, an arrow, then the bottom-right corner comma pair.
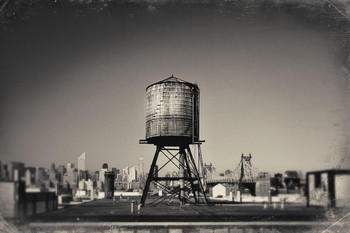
0,2 -> 349,175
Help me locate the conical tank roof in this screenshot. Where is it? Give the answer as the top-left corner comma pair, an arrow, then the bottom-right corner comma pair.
146,75 -> 198,90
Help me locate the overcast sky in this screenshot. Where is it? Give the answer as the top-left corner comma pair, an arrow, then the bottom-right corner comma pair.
0,2 -> 349,175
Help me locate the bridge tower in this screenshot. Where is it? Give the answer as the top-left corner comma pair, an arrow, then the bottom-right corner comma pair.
236,153 -> 258,196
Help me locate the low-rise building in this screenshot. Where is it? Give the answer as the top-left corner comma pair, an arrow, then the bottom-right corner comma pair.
307,169 -> 350,208
212,183 -> 236,198
256,172 -> 270,197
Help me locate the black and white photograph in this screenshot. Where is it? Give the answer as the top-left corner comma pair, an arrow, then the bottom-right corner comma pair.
0,0 -> 349,232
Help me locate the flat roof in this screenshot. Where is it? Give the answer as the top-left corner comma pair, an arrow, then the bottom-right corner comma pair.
29,197 -> 329,223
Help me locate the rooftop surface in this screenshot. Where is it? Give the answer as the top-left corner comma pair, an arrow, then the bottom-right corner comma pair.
26,197 -> 350,232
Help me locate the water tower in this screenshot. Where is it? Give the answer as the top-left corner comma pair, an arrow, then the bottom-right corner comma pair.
140,75 -> 207,206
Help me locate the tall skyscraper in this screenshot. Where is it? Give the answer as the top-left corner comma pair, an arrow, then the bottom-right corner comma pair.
129,166 -> 138,181
78,152 -> 86,171
122,166 -> 129,181
139,156 -> 144,177
99,163 -> 108,183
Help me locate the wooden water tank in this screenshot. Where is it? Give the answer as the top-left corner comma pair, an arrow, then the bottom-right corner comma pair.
145,76 -> 199,145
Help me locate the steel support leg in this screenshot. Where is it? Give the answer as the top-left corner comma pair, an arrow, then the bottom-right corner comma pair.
179,146 -> 185,206
140,146 -> 160,206
184,151 -> 198,204
186,145 -> 208,204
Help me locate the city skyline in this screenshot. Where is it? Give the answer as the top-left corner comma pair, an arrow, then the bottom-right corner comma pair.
0,149 -> 339,179
0,2 -> 349,175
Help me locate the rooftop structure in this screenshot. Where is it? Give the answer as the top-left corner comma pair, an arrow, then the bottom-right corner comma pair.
141,76 -> 207,206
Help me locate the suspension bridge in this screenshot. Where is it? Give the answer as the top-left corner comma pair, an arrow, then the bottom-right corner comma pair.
204,153 -> 261,196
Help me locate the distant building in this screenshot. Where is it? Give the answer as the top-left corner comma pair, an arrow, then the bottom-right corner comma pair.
85,179 -> 93,192
78,152 -> 86,171
63,180 -> 70,190
270,173 -> 285,194
285,171 -> 299,178
116,174 -> 122,181
57,165 -> 66,175
25,167 -> 36,187
213,183 -> 226,198
94,171 -> 99,181
115,180 -> 127,191
170,171 -> 178,187
139,156 -> 144,177
0,180 -> 57,219
67,163 -> 74,170
212,183 -> 236,198
76,178 -> 94,199
284,178 -> 300,191
122,166 -> 129,181
131,180 -> 140,190
64,166 -> 78,190
78,180 -> 86,190
1,163 -> 10,181
111,168 -> 120,175
8,162 -> 25,181
129,166 -> 138,182
49,163 -> 56,172
121,164 -> 146,189
35,167 -> 48,187
97,180 -> 104,192
165,172 -> 171,187
307,169 -> 350,208
256,172 -> 270,196
79,170 -> 89,181
48,164 -> 59,188
99,163 -> 108,184
138,157 -> 145,189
